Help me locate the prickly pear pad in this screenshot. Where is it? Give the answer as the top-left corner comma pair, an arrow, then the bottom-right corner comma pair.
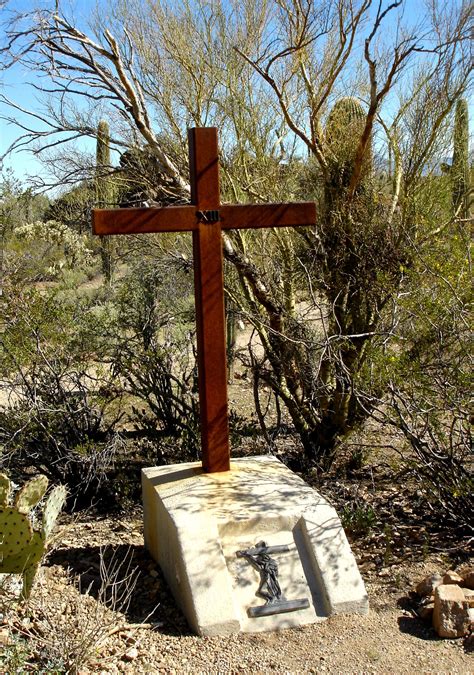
0,473 -> 10,506
0,534 -> 43,574
0,507 -> 33,556
42,485 -> 67,539
15,475 -> 49,514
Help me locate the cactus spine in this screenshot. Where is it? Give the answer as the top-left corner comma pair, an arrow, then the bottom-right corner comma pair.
452,98 -> 470,219
96,119 -> 114,283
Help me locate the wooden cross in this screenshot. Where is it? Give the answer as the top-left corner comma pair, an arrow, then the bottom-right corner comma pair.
92,128 -> 316,473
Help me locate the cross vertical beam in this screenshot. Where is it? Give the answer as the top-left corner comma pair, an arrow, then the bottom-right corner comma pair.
189,128 -> 230,472
92,127 -> 317,475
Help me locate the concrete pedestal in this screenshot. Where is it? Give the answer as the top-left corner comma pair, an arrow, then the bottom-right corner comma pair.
142,455 -> 368,636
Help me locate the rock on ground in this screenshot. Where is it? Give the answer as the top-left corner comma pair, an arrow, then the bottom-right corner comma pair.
433,584 -> 470,639
2,514 -> 473,674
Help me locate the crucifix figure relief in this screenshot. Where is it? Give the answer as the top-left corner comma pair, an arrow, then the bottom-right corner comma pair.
237,541 -> 283,603
236,542 -> 310,618
93,127 -> 316,474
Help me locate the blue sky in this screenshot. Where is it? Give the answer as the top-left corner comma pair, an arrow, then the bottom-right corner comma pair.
1,0 -> 471,190
0,0 -> 97,186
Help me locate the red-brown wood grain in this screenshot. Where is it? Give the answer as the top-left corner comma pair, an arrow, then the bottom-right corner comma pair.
189,128 -> 230,473
92,205 -> 197,235
92,203 -> 315,235
92,127 -> 316,473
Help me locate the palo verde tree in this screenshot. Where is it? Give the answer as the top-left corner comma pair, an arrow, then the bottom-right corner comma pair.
1,0 -> 472,469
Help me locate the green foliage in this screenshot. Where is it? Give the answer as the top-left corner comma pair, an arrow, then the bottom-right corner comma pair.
284,96 -> 387,466
0,222 -> 204,503
0,473 -> 66,599
0,282 -> 124,503
341,502 -> 377,535
379,222 -> 473,532
452,98 -> 470,218
0,632 -> 30,673
1,171 -> 50,238
111,254 -> 199,450
8,219 -> 94,281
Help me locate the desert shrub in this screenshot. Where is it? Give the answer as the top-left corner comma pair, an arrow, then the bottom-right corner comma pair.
110,252 -> 200,455
377,225 -> 472,532
0,280 -> 124,505
0,633 -> 31,673
1,548 -> 140,673
8,219 -> 95,281
341,502 -> 377,536
0,236 -> 204,505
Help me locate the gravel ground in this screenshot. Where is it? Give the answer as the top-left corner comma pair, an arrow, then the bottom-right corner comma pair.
2,513 -> 472,674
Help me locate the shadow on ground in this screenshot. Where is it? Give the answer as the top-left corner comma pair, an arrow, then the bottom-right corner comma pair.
46,543 -> 191,636
397,595 -> 473,652
397,615 -> 438,641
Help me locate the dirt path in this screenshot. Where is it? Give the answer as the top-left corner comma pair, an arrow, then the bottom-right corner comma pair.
3,512 -> 471,673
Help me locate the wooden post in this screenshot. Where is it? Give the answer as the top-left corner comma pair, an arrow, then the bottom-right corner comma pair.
189,128 -> 230,472
92,128 -> 316,473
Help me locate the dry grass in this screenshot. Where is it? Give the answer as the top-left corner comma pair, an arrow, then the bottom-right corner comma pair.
0,547 -> 148,673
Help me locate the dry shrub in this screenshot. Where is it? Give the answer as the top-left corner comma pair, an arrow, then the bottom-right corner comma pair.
1,547 -> 150,673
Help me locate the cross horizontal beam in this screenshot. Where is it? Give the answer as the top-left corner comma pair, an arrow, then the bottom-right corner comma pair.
92,127 -> 316,473
92,202 -> 316,236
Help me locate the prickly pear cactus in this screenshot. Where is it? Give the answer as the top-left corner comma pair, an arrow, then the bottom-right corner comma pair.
0,473 -> 10,506
14,474 -> 49,514
42,484 -> 67,539
0,473 -> 66,599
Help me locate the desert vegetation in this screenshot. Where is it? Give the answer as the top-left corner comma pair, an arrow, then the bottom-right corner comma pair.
0,0 -> 472,669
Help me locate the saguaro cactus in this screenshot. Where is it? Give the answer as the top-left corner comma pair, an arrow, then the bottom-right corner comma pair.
452,98 -> 470,219
0,473 -> 66,599
325,96 -> 372,195
96,119 -> 114,283
305,96 -> 377,464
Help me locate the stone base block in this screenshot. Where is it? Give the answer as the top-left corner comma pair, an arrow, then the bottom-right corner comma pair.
142,455 -> 368,636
